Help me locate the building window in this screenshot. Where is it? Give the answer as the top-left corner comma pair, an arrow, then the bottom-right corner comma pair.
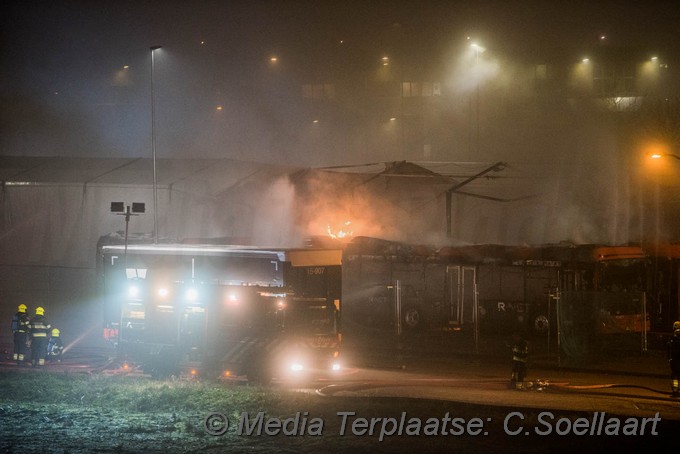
302,84 -> 336,100
593,64 -> 635,97
401,82 -> 441,97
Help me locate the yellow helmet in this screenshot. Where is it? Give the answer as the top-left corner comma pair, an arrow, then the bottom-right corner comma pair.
51,328 -> 60,337
35,307 -> 45,316
674,321 -> 680,331
18,304 -> 27,313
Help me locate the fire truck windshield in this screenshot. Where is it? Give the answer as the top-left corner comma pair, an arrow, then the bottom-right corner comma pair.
285,302 -> 337,335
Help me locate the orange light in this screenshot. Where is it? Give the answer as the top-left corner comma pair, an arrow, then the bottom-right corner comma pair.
651,154 -> 662,159
224,370 -> 231,377
327,221 -> 353,240
191,369 -> 197,376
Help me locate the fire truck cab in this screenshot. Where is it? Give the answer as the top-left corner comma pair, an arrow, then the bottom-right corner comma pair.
98,242 -> 342,381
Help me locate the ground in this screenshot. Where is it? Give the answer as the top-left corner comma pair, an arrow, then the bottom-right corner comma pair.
0,369 -> 674,453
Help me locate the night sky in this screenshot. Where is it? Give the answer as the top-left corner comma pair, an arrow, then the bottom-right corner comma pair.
2,0 -> 679,166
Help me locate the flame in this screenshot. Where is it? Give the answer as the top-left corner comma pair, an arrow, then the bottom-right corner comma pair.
327,221 -> 354,240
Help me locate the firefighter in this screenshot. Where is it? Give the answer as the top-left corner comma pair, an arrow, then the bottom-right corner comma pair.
29,306 -> 51,367
10,304 -> 30,365
47,328 -> 64,363
510,331 -> 529,390
669,322 -> 680,396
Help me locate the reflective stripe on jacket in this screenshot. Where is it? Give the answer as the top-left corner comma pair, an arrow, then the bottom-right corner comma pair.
512,341 -> 528,363
30,316 -> 51,338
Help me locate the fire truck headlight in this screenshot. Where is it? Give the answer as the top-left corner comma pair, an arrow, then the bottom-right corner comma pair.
158,287 -> 169,298
332,362 -> 341,372
290,363 -> 304,372
128,285 -> 139,298
186,288 -> 198,301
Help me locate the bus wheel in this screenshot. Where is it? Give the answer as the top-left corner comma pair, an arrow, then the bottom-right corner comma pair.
533,314 -> 549,336
403,306 -> 422,330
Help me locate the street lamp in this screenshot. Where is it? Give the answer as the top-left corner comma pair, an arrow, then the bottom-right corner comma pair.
650,152 -> 680,161
150,45 -> 161,244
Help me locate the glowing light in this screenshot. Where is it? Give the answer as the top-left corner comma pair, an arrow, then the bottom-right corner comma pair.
158,287 -> 169,297
270,56 -> 278,63
186,288 -> 198,301
651,154 -> 662,159
216,106 -> 223,111
227,293 -> 238,304
277,300 -> 286,309
470,43 -> 485,53
327,221 -> 353,240
651,56 -> 658,61
582,58 -> 590,63
290,363 -> 304,372
332,363 -> 341,371
389,117 -> 397,121
191,369 -> 197,376
313,119 -> 319,123
123,65 -> 129,69
128,286 -> 139,298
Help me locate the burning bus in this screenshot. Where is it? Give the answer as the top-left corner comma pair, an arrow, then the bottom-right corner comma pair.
341,237 -> 559,336
341,237 -> 658,352
97,241 -> 342,381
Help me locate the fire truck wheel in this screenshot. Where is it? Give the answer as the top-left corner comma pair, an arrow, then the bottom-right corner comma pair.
403,306 -> 422,330
533,314 -> 549,336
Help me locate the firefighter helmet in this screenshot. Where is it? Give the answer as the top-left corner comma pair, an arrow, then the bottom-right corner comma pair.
674,321 -> 680,331
51,328 -> 60,337
35,307 -> 45,316
18,304 -> 27,313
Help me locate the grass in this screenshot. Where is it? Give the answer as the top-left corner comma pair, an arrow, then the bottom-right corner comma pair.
0,369 -> 675,453
0,369 -> 310,414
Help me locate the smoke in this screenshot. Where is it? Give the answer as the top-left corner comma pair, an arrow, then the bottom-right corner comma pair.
250,176 -> 302,247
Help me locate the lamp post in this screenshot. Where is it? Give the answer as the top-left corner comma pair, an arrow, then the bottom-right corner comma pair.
469,42 -> 485,155
650,152 -> 680,161
150,45 -> 161,244
110,202 -> 146,266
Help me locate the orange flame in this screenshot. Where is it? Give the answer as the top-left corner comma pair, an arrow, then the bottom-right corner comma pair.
327,221 -> 354,240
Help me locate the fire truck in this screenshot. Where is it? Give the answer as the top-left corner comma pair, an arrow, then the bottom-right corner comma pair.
97,241 -> 342,381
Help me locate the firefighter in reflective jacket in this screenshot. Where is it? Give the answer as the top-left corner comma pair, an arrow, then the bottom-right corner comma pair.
11,304 -> 30,365
29,307 -> 51,367
47,328 -> 64,363
510,331 -> 529,390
